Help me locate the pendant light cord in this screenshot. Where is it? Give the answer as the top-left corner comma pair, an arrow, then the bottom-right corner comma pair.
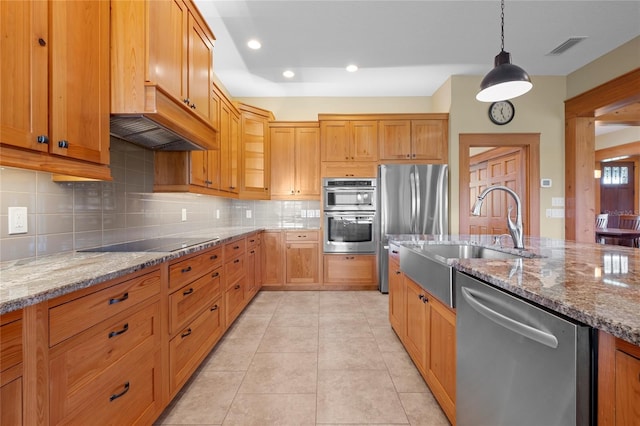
500,0 -> 505,52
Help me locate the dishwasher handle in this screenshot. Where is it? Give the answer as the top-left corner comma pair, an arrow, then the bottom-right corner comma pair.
461,286 -> 559,349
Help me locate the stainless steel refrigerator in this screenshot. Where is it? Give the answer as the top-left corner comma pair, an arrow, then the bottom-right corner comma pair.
377,164 -> 448,293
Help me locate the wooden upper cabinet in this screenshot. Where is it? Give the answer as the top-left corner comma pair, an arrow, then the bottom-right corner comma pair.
270,123 -> 320,200
321,120 -> 377,162
0,0 -> 48,152
379,118 -> 448,163
219,101 -> 240,194
238,104 -> 273,199
187,11 -> 214,123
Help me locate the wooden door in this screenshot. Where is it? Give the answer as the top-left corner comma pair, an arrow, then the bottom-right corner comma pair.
351,121 -> 378,161
321,121 -> 350,161
405,278 -> 428,371
241,112 -> 268,194
388,258 -> 405,337
615,349 -> 640,425
295,127 -> 321,197
427,297 -> 456,418
50,0 -> 109,164
600,161 -> 635,214
270,127 -> 295,197
148,0 -> 188,102
467,147 -> 526,237
229,111 -> 240,193
207,149 -> 220,190
286,242 -> 319,285
412,120 -> 446,162
0,0 -> 48,152
190,151 -> 208,187
187,11 -> 213,123
262,231 -> 284,286
379,121 -> 411,160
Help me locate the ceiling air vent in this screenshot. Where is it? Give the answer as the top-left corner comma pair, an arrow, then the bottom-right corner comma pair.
547,37 -> 588,55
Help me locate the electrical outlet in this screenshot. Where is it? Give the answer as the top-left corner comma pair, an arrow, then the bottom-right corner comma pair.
246,210 -> 252,219
8,206 -> 28,234
181,208 -> 187,221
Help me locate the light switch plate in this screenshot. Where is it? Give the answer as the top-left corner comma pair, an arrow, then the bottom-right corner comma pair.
8,206 -> 28,234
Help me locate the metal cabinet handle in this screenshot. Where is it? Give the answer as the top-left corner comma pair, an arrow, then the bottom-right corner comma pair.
38,38 -> 46,46
395,270 -> 401,275
108,292 -> 129,305
461,286 -> 559,349
234,259 -> 240,264
58,140 -> 69,148
210,305 -> 219,311
391,250 -> 399,254
190,103 -> 196,109
210,254 -> 218,260
183,288 -> 194,296
233,245 -> 240,249
212,271 -> 220,278
234,284 -> 241,290
108,323 -> 129,339
183,98 -> 190,104
181,328 -> 192,338
110,382 -> 130,402
181,266 -> 192,273
37,135 -> 49,144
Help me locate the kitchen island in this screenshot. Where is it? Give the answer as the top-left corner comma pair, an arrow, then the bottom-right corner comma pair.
390,234 -> 640,425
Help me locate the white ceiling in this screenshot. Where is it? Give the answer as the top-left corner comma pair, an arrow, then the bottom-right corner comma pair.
194,0 -> 640,98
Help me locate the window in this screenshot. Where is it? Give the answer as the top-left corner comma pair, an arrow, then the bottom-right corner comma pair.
602,166 -> 629,185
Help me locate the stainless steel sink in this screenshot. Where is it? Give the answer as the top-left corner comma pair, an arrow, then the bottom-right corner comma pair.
399,243 -> 528,308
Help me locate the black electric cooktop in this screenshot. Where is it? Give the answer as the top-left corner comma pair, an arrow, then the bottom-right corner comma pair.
80,237 -> 220,253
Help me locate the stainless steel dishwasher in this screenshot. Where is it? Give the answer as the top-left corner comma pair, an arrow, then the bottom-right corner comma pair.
456,272 -> 593,426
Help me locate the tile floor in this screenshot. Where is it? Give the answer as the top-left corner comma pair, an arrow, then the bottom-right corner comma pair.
155,290 -> 450,425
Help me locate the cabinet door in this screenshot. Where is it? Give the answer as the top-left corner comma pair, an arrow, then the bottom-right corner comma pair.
388,258 -> 405,338
286,242 -> 319,285
323,255 -> 377,285
262,231 -> 285,286
50,0 -> 109,164
254,238 -> 263,290
148,0 -> 187,102
379,121 -> 411,160
411,120 -> 447,162
0,0 -> 48,152
427,296 -> 456,415
190,151 -> 208,187
321,121 -> 350,161
1,377 -> 22,426
229,110 -> 240,193
187,11 -> 213,123
615,349 -> 640,425
405,278 -> 428,372
351,121 -> 378,161
220,103 -> 239,193
207,149 -> 221,190
246,246 -> 257,298
270,127 -> 296,197
241,112 -> 269,196
295,127 -> 321,197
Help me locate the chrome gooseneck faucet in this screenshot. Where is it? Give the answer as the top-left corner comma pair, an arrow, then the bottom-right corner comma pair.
471,185 -> 524,249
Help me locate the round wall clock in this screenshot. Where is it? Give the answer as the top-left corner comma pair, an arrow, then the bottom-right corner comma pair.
488,100 -> 515,125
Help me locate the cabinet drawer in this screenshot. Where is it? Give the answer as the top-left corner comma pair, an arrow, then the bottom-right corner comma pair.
389,244 -> 401,263
169,298 -> 224,393
225,238 -> 246,259
225,253 -> 246,289
0,316 -> 22,372
323,254 -> 377,284
285,230 -> 318,242
169,267 -> 222,334
50,302 -> 161,425
49,270 -> 161,347
321,162 -> 377,178
247,233 -> 259,248
225,281 -> 245,326
169,246 -> 223,291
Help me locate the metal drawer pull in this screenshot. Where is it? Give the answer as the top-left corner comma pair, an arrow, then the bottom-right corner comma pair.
461,286 -> 559,349
210,305 -> 219,311
181,266 -> 192,273
234,259 -> 240,264
183,288 -> 194,296
391,250 -> 399,254
212,272 -> 220,278
108,292 -> 129,305
108,323 -> 129,339
233,245 -> 240,249
250,250 -> 255,254
395,270 -> 401,275
109,382 -> 130,402
181,328 -> 192,338
234,284 -> 241,290
58,140 -> 69,148
210,254 -> 218,260
249,239 -> 255,243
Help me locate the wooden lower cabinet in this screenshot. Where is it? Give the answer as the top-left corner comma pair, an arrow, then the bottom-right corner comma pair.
390,267 -> 456,425
285,231 -> 320,285
262,231 -> 285,287
323,254 -> 377,288
1,310 -> 23,425
598,330 -> 640,425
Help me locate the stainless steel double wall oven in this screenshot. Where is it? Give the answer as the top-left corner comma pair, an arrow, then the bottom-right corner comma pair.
322,178 -> 377,253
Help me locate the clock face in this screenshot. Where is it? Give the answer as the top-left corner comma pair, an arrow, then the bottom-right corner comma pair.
489,100 -> 515,125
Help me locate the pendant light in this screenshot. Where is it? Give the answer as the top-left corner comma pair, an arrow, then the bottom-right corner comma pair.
476,0 -> 532,102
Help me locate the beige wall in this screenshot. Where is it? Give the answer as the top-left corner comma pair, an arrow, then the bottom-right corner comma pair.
597,127 -> 640,150
448,75 -> 567,239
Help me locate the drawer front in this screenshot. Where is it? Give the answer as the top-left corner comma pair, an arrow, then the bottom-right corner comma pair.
50,346 -> 161,425
285,230 -> 318,242
224,238 -> 246,260
49,301 -> 161,405
225,253 -> 245,289
389,244 -> 401,262
247,233 -> 260,248
0,318 -> 22,372
169,267 -> 222,334
225,282 -> 245,326
49,270 -> 161,347
169,298 -> 224,393
169,246 -> 223,291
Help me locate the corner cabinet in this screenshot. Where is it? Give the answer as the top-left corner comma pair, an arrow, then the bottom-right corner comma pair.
270,122 -> 321,200
0,0 -> 111,180
237,103 -> 274,200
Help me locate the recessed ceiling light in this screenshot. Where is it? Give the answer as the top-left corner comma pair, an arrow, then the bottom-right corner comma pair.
283,70 -> 295,78
346,64 -> 358,72
247,39 -> 261,50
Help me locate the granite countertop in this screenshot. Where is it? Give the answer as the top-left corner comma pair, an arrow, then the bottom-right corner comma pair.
0,227 -> 263,315
390,234 -> 640,346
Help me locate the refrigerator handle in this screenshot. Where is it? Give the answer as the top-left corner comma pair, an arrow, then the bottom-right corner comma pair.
410,171 -> 416,233
415,170 -> 421,233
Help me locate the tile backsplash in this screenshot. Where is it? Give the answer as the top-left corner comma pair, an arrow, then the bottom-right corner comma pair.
0,138 -> 319,262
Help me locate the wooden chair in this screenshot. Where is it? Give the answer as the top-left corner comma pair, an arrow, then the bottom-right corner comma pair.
596,214 -> 608,243
617,214 -> 640,247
